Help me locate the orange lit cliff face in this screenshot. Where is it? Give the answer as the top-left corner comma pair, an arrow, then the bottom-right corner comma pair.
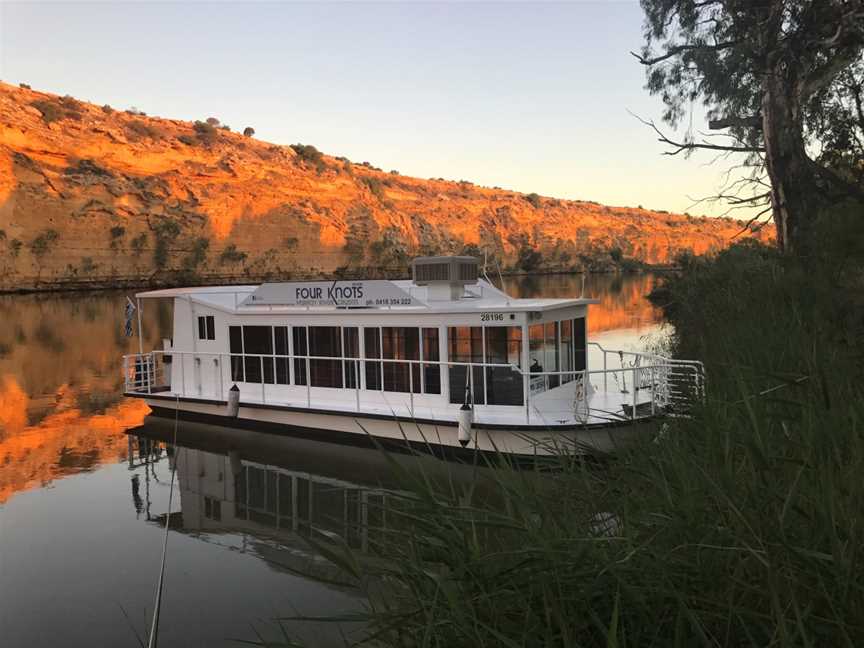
0,83 -> 772,290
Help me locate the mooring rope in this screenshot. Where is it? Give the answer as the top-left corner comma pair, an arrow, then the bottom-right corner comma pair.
146,395 -> 180,648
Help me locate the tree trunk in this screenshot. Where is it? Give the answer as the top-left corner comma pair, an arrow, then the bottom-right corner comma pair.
761,72 -> 821,254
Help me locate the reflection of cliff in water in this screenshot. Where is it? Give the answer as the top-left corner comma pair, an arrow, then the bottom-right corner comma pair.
131,418 -> 486,581
0,292 -> 170,423
504,273 -> 662,333
0,376 -> 149,503
0,292 -> 170,503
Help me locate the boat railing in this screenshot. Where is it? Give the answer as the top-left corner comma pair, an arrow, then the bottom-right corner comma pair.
123,347 -> 704,424
588,342 -> 705,412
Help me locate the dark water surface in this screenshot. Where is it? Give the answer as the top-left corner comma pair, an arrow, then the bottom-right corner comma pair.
0,274 -> 665,647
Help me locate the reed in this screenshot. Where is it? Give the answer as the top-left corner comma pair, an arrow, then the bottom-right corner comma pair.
261,232 -> 864,647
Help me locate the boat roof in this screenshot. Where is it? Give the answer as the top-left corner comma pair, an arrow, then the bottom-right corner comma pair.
135,279 -> 599,313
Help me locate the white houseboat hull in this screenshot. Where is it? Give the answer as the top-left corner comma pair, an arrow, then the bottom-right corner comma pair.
135,392 -> 657,460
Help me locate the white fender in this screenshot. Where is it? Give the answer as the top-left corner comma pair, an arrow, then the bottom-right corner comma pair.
227,384 -> 240,418
458,403 -> 474,447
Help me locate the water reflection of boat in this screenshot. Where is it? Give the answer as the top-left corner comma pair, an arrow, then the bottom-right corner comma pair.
129,417 -> 479,581
124,257 -> 704,457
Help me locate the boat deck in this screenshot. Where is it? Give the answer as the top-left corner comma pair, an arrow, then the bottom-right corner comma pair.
127,374 -> 660,429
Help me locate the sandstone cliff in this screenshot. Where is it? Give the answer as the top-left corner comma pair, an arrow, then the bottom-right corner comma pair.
0,83 -> 770,291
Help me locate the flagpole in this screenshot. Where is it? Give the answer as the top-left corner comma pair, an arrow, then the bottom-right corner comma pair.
136,297 -> 144,356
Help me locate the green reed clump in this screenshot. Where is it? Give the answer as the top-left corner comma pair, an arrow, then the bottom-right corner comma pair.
261,210 -> 864,647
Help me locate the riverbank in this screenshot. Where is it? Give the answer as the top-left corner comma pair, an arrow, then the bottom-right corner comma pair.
0,262 -> 677,295
283,235 -> 864,645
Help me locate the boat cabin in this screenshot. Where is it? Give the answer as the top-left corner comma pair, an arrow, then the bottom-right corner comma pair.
124,256 -> 704,456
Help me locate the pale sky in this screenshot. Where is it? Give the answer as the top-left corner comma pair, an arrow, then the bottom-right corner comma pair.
0,1 -> 748,217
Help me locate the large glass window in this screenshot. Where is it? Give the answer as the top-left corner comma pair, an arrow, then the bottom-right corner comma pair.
293,327 -> 308,386
274,326 -> 289,385
448,326 -> 485,405
344,327 -> 359,389
382,327 -> 420,393
309,326 -> 342,388
484,326 -> 523,405
422,328 -> 441,394
243,326 -> 274,384
364,328 -> 382,390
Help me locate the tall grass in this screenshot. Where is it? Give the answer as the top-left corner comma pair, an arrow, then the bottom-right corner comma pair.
263,216 -> 864,647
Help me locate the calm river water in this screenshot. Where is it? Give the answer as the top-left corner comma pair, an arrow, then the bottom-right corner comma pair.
0,273 -> 666,647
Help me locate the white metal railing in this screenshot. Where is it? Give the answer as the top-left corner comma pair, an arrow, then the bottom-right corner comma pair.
123,347 -> 704,424
588,342 -> 705,411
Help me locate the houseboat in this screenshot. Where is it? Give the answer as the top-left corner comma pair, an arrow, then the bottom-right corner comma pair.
123,256 -> 704,458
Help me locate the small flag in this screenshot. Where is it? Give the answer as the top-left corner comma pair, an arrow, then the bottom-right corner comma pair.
125,297 -> 136,337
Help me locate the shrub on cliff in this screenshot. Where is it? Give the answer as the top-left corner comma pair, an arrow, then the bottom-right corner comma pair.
525,192 -> 542,208
192,120 -> 219,145
152,219 -> 181,269
182,237 -> 209,272
29,229 -> 59,257
80,257 -> 98,274
109,226 -> 125,250
126,120 -> 162,141
369,226 -> 410,270
361,176 -> 387,202
243,127 -> 255,137
516,245 -> 543,272
19,83 -> 31,89
30,100 -> 64,124
130,233 -> 147,256
218,244 -> 247,266
290,144 -> 326,173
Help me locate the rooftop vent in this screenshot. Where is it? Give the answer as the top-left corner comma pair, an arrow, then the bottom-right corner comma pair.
412,256 -> 479,286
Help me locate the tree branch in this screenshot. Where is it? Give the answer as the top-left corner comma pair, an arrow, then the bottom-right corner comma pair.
629,112 -> 765,155
731,206 -> 774,239
800,44 -> 864,100
630,40 -> 739,66
708,115 -> 762,130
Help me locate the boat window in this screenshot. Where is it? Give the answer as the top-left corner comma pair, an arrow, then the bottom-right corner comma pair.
229,326 -> 244,381
344,327 -> 359,389
364,328 -> 382,390
484,326 -> 523,405
422,328 -> 441,395
197,315 -> 215,340
382,327 -> 421,393
243,326 -> 274,384
545,322 -> 560,388
528,324 -> 545,392
308,326 -> 343,388
560,320 -> 574,384
293,327 -> 308,386
274,326 -> 289,385
448,326 -> 485,405
573,317 -> 586,371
